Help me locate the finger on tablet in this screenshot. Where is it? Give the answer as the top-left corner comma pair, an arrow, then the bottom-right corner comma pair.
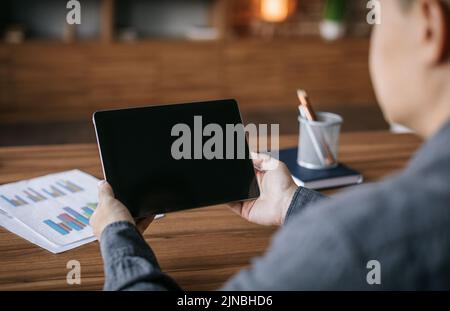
98,180 -> 115,202
251,152 -> 279,172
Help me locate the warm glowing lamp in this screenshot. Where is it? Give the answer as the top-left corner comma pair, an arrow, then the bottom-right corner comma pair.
260,0 -> 290,23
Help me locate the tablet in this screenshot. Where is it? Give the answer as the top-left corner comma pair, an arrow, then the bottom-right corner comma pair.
93,99 -> 260,217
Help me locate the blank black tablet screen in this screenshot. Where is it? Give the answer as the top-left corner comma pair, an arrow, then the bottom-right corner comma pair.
94,99 -> 260,217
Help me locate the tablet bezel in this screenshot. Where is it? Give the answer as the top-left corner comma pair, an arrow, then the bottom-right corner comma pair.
93,99 -> 260,217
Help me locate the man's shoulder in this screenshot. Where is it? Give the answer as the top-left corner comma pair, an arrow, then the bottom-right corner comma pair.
288,172 -> 450,254
307,173 -> 450,267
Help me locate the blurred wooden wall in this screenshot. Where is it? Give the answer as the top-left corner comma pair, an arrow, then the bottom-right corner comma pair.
0,38 -> 378,127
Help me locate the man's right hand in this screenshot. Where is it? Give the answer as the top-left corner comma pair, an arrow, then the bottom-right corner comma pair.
228,153 -> 298,226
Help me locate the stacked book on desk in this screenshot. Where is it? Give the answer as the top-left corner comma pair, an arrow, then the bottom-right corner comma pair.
0,170 -> 99,253
278,147 -> 363,190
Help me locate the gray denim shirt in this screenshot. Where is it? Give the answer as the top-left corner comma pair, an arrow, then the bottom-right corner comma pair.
100,121 -> 450,290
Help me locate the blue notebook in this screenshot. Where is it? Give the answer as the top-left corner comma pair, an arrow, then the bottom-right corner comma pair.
278,147 -> 363,190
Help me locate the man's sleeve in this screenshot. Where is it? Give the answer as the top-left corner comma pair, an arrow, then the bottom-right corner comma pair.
220,197 -> 363,291
100,221 -> 182,291
284,187 -> 327,223
99,188 -> 326,291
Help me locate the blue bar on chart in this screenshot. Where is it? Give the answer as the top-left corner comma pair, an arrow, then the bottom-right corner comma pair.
42,185 -> 65,198
23,188 -> 46,203
82,206 -> 94,218
28,187 -> 47,200
57,180 -> 83,193
44,208 -> 90,236
58,214 -> 84,231
63,207 -> 89,225
1,194 -> 28,207
16,195 -> 27,205
44,220 -> 69,235
59,222 -> 72,232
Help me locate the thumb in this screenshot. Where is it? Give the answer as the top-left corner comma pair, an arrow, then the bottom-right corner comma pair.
252,152 -> 280,171
251,152 -> 264,170
98,180 -> 115,202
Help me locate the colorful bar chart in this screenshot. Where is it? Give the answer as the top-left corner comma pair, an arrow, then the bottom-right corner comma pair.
44,220 -> 69,235
57,180 -> 84,193
59,222 -> 72,233
44,203 -> 98,236
63,207 -> 89,225
1,194 -> 28,207
82,206 -> 94,218
42,185 -> 66,198
0,170 -> 101,251
58,214 -> 85,231
2,178 -> 86,208
44,213 -> 84,236
23,188 -> 47,203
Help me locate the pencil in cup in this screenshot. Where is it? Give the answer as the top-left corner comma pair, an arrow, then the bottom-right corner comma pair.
297,90 -> 341,169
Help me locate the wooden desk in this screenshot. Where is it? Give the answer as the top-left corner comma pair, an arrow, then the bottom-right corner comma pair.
0,132 -> 421,290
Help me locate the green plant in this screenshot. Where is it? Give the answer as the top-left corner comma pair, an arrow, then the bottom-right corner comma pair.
323,0 -> 347,22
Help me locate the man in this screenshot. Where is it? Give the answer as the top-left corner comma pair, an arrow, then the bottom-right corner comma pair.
90,0 -> 450,290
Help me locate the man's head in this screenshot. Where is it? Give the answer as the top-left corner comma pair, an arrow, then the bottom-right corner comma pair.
370,0 -> 450,137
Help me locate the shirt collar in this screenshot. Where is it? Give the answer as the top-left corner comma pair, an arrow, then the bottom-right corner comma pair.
409,119 -> 450,168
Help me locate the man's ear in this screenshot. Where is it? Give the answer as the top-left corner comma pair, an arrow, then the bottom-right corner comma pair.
417,0 -> 449,64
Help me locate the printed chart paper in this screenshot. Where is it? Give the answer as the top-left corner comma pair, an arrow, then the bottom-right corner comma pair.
0,170 -> 100,253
